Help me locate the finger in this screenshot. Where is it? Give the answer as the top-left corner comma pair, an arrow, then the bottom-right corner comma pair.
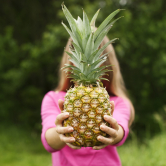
59,134 -> 76,143
93,144 -> 107,150
110,101 -> 115,115
56,126 -> 73,134
97,135 -> 114,145
58,99 -> 64,112
55,112 -> 69,126
66,143 -> 81,149
100,125 -> 118,138
104,115 -> 119,131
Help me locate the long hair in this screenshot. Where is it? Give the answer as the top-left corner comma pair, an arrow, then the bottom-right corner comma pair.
56,36 -> 135,126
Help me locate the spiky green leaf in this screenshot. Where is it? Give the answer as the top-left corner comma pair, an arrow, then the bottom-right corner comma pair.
90,9 -> 100,28
83,10 -> 91,37
62,22 -> 79,46
93,38 -> 118,61
84,33 -> 94,58
94,9 -> 121,40
62,4 -> 82,48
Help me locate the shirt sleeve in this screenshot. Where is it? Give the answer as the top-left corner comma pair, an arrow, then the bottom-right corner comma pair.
41,92 -> 61,153
112,97 -> 131,147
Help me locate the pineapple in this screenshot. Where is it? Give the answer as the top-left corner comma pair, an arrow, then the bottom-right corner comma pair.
61,4 -> 122,147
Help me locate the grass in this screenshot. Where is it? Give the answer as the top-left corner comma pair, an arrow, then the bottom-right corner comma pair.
118,132 -> 166,166
0,125 -> 165,166
0,125 -> 51,166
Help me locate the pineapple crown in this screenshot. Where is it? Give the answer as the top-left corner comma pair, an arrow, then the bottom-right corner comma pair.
61,3 -> 123,86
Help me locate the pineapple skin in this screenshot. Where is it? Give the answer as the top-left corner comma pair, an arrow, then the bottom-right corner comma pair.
63,85 -> 112,147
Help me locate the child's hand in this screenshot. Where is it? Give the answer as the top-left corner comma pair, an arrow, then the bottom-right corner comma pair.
56,99 -> 81,149
93,101 -> 124,150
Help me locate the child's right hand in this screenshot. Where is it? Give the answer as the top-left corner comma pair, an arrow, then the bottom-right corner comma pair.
55,99 -> 81,149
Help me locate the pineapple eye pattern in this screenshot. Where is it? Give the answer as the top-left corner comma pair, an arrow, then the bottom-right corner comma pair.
63,87 -> 111,147
96,115 -> 102,123
77,89 -> 86,96
74,99 -> 82,107
96,106 -> 104,114
98,94 -> 106,103
92,125 -> 100,134
74,108 -> 82,116
90,91 -> 99,98
78,124 -> 87,133
64,96 -> 70,103
108,107 -> 112,114
91,99 -> 99,108
87,110 -> 96,118
72,118 -> 79,127
82,104 -> 91,112
81,95 -> 91,103
73,130 -> 78,138
70,92 -> 77,100
103,101 -> 109,108
85,130 -> 93,139
77,136 -> 84,145
67,103 -> 73,111
85,87 -> 93,93
87,119 -> 95,128
94,87 -> 103,93
102,110 -> 111,116
80,114 -> 88,122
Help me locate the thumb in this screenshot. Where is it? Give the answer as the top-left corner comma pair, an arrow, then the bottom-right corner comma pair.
110,101 -> 115,115
58,99 -> 64,112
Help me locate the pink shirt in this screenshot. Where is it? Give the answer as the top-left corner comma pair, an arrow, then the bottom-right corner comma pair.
41,91 -> 130,166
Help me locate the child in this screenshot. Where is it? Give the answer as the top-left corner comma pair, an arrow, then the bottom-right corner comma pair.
41,35 -> 135,166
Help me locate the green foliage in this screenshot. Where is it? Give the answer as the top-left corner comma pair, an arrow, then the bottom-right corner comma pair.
0,25 -> 66,129
0,0 -> 166,138
0,125 -> 51,166
110,0 -> 166,137
118,132 -> 166,166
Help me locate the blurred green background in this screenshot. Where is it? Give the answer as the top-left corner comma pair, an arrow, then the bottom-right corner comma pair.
0,0 -> 166,165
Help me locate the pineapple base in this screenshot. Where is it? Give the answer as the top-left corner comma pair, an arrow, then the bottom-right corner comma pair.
63,85 -> 112,147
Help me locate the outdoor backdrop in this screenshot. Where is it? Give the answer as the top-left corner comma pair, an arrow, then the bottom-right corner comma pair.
0,0 -> 166,140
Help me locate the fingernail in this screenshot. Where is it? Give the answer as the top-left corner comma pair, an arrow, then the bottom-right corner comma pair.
104,115 -> 109,120
68,127 -> 73,131
100,125 -> 105,130
64,112 -> 69,116
97,136 -> 102,140
70,138 -> 75,141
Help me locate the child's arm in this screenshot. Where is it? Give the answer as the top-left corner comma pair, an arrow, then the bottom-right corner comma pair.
41,92 -> 80,152
45,100 -> 81,150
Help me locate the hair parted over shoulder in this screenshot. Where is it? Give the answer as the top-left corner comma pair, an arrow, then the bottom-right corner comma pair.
56,36 -> 135,127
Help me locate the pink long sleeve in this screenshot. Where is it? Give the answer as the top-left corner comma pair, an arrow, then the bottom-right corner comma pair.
41,91 -> 65,153
111,96 -> 130,146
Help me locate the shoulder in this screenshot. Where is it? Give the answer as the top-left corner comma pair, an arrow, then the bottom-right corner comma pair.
42,91 -> 66,105
43,91 -> 66,99
110,96 -> 131,119
110,96 -> 130,109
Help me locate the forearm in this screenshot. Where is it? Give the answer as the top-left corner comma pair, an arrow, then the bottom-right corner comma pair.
112,125 -> 124,145
45,127 -> 66,150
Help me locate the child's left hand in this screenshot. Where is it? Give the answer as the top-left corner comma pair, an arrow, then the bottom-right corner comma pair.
93,101 -> 124,150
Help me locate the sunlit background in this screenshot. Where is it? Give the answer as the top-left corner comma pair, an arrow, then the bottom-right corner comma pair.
0,0 -> 166,165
